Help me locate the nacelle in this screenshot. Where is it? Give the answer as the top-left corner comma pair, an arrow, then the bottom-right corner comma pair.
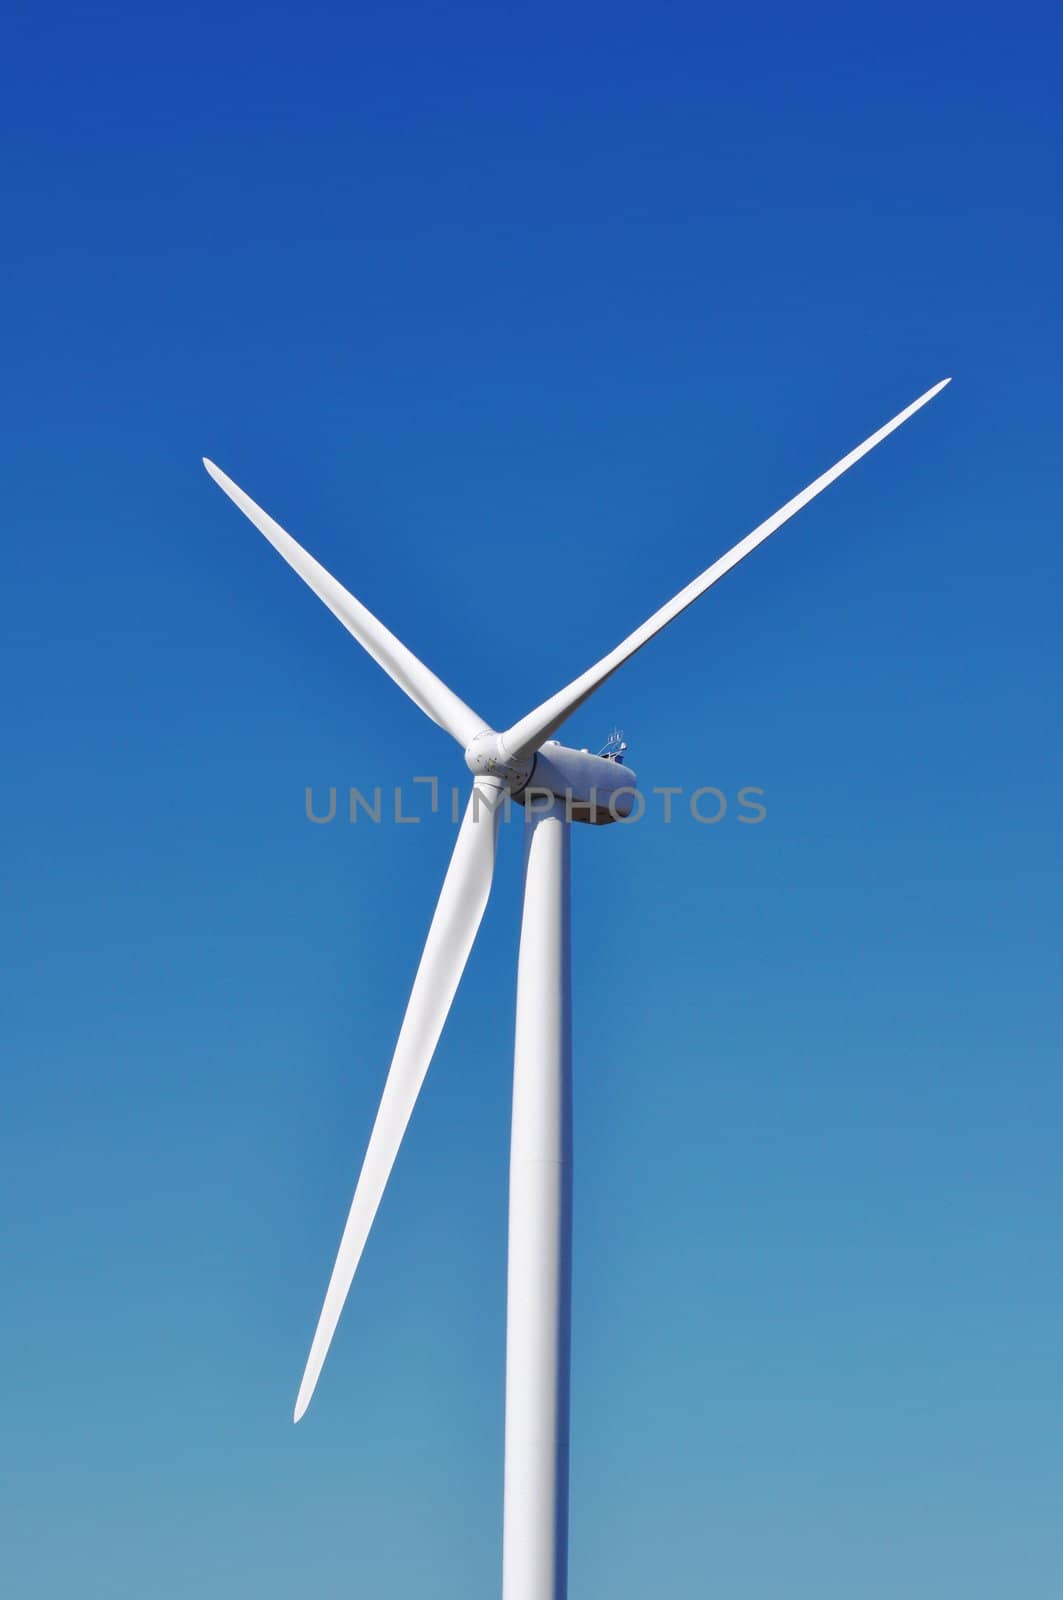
515,741 -> 638,825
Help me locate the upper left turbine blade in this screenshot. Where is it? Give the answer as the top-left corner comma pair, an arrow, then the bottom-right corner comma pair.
203,460 -> 486,749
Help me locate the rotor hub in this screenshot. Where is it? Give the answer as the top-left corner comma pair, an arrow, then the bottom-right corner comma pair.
464,730 -> 533,789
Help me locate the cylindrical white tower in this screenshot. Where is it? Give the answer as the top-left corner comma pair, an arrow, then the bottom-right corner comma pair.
502,799 -> 573,1600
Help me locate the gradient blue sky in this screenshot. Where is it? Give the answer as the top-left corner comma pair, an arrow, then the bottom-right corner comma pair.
3,4 -> 1061,1596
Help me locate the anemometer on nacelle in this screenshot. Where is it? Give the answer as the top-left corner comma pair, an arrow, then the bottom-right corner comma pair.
597,728 -> 628,762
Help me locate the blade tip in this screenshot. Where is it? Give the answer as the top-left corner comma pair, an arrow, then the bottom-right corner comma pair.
293,1369 -> 316,1423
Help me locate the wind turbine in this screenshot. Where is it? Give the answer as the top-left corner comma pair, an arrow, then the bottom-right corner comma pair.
204,377 -> 949,1600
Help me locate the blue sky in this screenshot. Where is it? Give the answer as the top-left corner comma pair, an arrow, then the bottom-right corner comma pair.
2,3 -> 1061,1595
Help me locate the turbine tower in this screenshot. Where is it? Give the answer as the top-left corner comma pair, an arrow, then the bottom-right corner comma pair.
204,377 -> 949,1599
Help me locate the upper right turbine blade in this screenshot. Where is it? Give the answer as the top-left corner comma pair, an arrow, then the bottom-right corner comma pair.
499,379 -> 950,763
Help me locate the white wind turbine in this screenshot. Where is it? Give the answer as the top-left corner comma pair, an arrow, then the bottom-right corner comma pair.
204,377 -> 948,1600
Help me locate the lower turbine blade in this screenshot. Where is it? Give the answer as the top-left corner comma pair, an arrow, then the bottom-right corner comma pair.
293,778 -> 504,1422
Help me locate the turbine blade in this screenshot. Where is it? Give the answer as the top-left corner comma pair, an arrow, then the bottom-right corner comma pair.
498,379 -> 951,762
203,460 -> 486,749
293,778 -> 505,1422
